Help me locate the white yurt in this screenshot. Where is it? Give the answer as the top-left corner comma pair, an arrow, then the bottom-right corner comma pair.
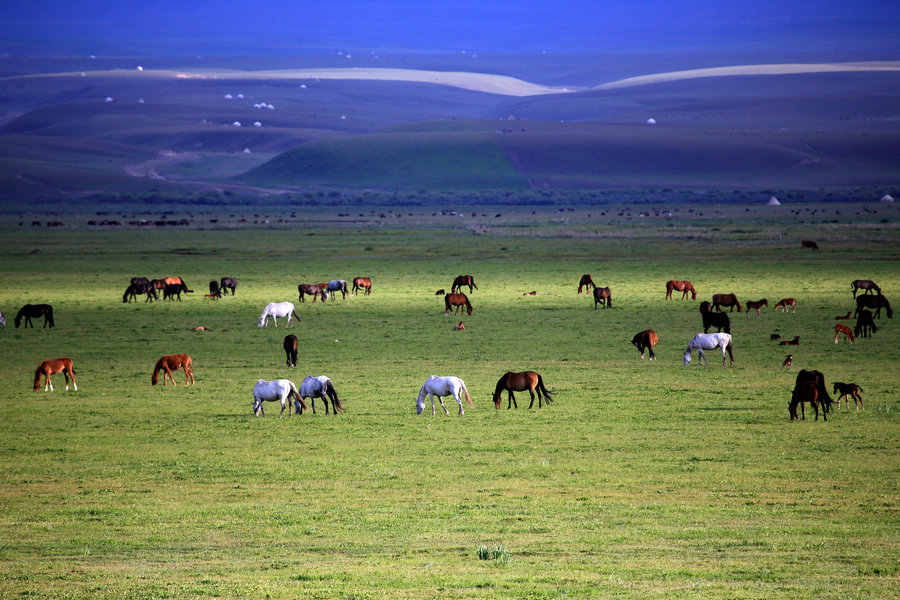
881,194 -> 894,203
767,196 -> 781,206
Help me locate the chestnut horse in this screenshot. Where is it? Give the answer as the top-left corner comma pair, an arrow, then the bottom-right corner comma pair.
33,358 -> 77,391
298,283 -> 328,303
578,274 -> 596,294
445,293 -> 472,315
593,286 -> 612,309
711,293 -> 742,312
451,275 -> 478,294
774,298 -> 797,313
834,324 -> 854,344
851,279 -> 880,298
492,371 -> 554,409
284,334 -> 298,367
631,329 -> 658,360
665,280 -> 696,300
352,277 -> 372,295
151,354 -> 194,386
790,369 -> 832,421
15,304 -> 55,328
745,299 -> 768,319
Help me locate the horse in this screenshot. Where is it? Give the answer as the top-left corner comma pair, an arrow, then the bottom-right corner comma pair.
745,299 -> 768,319
150,278 -> 167,293
711,293 -> 742,312
297,283 -> 328,303
851,279 -> 880,298
151,354 -> 194,386
801,240 -> 819,250
326,280 -> 348,300
451,275 -> 478,294
252,379 -> 308,417
435,289 -> 445,295
123,280 -> 157,303
163,276 -> 191,292
14,304 -> 54,328
593,286 -> 612,309
774,298 -> 797,313
523,291 -> 537,296
163,282 -> 190,301
699,301 -> 730,334
779,336 -> 800,346
835,311 -> 851,320
665,280 -> 696,300
683,332 -> 734,367
790,369 -> 832,421
352,277 -> 372,295
297,375 -> 344,415
492,371 -> 554,409
415,375 -> 474,415
833,382 -> 863,410
833,323 -> 854,344
220,277 -> 237,295
578,274 -> 596,294
854,309 -> 877,338
208,280 -> 221,299
854,294 -> 892,319
783,354 -> 793,367
258,302 -> 300,328
284,334 -> 298,367
33,358 -> 77,392
631,330 -> 658,360
444,293 -> 472,315
453,321 -> 465,331
131,276 -> 151,288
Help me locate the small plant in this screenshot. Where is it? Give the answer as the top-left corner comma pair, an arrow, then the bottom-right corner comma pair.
477,544 -> 510,566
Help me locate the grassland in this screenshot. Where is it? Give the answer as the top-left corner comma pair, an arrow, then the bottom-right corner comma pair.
0,202 -> 897,599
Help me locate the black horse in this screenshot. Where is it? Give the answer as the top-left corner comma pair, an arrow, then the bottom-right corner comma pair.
854,294 -> 892,319
854,309 -> 878,338
163,283 -> 190,301
15,304 -> 55,328
789,369 -> 833,421
220,277 -> 237,295
700,301 -> 730,334
123,280 -> 157,303
208,280 -> 222,299
283,334 -> 298,367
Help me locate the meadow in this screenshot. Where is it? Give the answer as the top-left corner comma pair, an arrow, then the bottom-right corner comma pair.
0,202 -> 898,599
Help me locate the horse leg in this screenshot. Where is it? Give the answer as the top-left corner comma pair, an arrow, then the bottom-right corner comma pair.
507,391 -> 516,409
436,394 -> 449,415
697,349 -> 707,366
648,346 -> 656,360
528,387 -> 537,409
45,372 -> 52,392
279,399 -> 286,418
454,393 -> 464,415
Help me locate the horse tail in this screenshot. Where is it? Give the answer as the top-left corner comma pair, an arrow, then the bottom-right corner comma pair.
289,381 -> 309,411
537,374 -> 554,404
472,278 -> 478,290
292,309 -> 301,323
726,339 -> 735,364
444,295 -> 451,314
461,381 -> 475,408
326,380 -> 345,411
151,358 -> 162,385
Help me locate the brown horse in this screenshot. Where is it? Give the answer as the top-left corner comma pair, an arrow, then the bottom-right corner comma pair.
151,354 -> 194,386
665,280 -> 696,300
593,286 -> 612,309
835,311 -> 851,320
298,283 -> 328,303
444,293 -> 472,315
578,274 -> 596,294
631,329 -> 658,360
451,275 -> 478,294
783,354 -> 793,367
452,321 -> 465,331
745,299 -> 768,319
790,369 -> 832,421
834,324 -> 854,344
801,240 -> 819,250
854,294 -> 892,319
352,277 -> 372,295
851,279 -> 880,298
492,371 -> 554,409
779,336 -> 800,346
774,298 -> 797,313
711,293 -> 742,312
33,358 -> 77,391
284,334 -> 298,367
833,382 -> 863,410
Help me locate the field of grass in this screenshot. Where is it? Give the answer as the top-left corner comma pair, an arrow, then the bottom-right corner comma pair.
0,202 -> 897,599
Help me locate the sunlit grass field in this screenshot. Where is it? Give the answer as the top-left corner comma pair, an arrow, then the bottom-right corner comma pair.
0,203 -> 898,599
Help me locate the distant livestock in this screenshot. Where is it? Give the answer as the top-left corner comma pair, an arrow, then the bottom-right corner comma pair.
492,371 -> 554,409
451,275 -> 478,294
298,375 -> 344,415
258,302 -> 300,328
699,301 -> 730,334
711,293 -> 742,312
774,298 -> 797,313
593,286 -> 612,309
445,293 -> 472,315
33,358 -> 77,392
298,283 -> 328,303
779,336 -> 800,346
284,334 -> 298,367
327,280 -> 349,300
854,294 -> 892,319
801,240 -> 820,250
15,304 -> 54,328
665,280 -> 696,300
850,279 -> 880,298
352,277 -> 372,295
833,382 -> 863,410
577,274 -> 596,294
790,369 -> 832,421
834,324 -> 855,344
854,309 -> 877,338
631,329 -> 658,360
151,354 -> 194,386
415,375 -> 474,416
220,277 -> 238,295
745,299 -> 768,319
683,332 -> 734,367
252,379 -> 307,418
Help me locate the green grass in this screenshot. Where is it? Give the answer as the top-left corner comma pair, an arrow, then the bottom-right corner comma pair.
0,203 -> 898,599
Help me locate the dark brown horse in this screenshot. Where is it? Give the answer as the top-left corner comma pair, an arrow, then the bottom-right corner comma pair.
854,309 -> 878,338
298,283 -> 328,303
851,279 -> 880,298
444,293 -> 472,315
790,369 -> 832,421
492,371 -> 554,409
578,274 -> 596,294
208,280 -> 222,299
712,293 -> 742,312
123,280 -> 157,303
593,286 -> 612,309
352,277 -> 372,295
665,280 -> 696,300
451,275 -> 478,294
284,334 -> 298,367
15,304 -> 54,328
833,382 -> 863,410
699,301 -> 730,334
774,298 -> 797,313
801,240 -> 820,250
33,357 -> 77,391
854,294 -> 892,319
779,336 -> 800,346
220,277 -> 237,295
151,354 -> 194,386
631,329 -> 658,360
745,299 -> 768,319
163,282 -> 190,301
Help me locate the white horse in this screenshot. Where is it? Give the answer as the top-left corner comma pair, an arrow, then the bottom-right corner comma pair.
297,375 -> 345,415
415,375 -> 474,416
252,379 -> 308,417
258,302 -> 300,328
326,280 -> 348,300
683,332 -> 734,367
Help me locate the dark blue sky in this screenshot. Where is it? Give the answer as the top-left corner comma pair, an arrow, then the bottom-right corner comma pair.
3,0 -> 899,57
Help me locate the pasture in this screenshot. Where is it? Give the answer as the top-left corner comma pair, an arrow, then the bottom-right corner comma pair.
0,202 -> 898,599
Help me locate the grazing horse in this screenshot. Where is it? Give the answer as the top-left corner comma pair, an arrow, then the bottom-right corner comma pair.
593,286 -> 612,309
854,294 -> 892,319
492,371 -> 554,409
854,309 -> 877,338
150,278 -> 167,293
665,280 -> 697,300
33,358 -> 77,392
444,293 -> 472,315
833,382 -> 863,410
683,332 -> 734,367
451,275 -> 478,294
163,282 -> 190,301
297,375 -> 344,415
699,301 -> 730,334
297,283 -> 329,303
151,354 -> 194,386
163,276 -> 192,291
258,302 -> 300,328
352,277 -> 372,295
631,329 -> 658,360
252,379 -> 308,417
790,369 -> 832,421
578,274 -> 596,294
327,280 -> 348,300
123,280 -> 157,303
774,298 -> 797,313
208,280 -> 222,299
415,375 -> 474,415
284,334 -> 298,367
834,324 -> 855,344
711,293 -> 742,312
220,277 -> 237,295
745,299 -> 768,319
801,240 -> 819,250
131,276 -> 151,288
779,336 -> 800,346
15,304 -> 54,328
851,279 -> 880,298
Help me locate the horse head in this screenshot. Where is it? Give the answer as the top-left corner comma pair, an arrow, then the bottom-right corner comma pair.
683,351 -> 692,365
415,396 -> 426,415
